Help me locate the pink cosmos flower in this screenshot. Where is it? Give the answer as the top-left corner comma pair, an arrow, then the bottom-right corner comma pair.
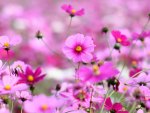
16,91 -> 32,103
0,75 -> 28,94
112,30 -> 130,46
0,107 -> 10,113
128,74 -> 150,87
61,4 -> 84,17
129,68 -> 142,78
11,60 -> 28,75
0,36 -> 21,51
78,62 -> 119,83
18,67 -> 46,85
105,97 -> 129,113
130,86 -> 150,102
61,83 -> 103,110
63,33 -> 95,63
61,84 -> 91,108
132,31 -> 150,41
24,94 -> 62,113
137,109 -> 144,113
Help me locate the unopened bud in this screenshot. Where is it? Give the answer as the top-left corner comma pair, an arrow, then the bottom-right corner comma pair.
36,30 -> 43,39
101,27 -> 109,33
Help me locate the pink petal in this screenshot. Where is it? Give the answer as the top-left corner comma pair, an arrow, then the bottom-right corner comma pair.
34,67 -> 42,77
76,9 -> 84,16
112,103 -> 123,111
105,97 -> 113,110
81,52 -> 93,63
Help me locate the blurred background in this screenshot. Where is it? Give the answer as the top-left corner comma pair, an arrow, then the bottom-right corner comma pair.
0,0 -> 150,85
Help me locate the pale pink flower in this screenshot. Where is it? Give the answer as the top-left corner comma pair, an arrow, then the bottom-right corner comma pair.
63,33 -> 95,63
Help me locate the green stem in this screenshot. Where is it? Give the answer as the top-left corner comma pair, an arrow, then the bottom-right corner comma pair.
129,102 -> 136,113
11,100 -> 14,113
7,50 -> 11,76
100,91 -> 115,113
66,17 -> 73,36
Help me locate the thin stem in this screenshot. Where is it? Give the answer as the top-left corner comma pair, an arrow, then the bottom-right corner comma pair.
109,47 -> 114,60
21,106 -> 23,113
104,33 -> 114,61
75,62 -> 81,81
129,102 -> 136,113
141,16 -> 150,33
41,39 -> 76,68
89,88 -> 94,113
41,39 -> 60,56
100,90 -> 115,113
11,100 -> 14,113
131,68 -> 150,78
66,17 -> 73,37
6,50 -> 11,76
117,16 -> 150,79
104,34 -> 111,54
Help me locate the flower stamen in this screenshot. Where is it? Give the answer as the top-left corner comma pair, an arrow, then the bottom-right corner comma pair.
71,9 -> 76,14
41,104 -> 48,111
4,85 -> 11,90
75,46 -> 82,52
117,38 -> 122,43
93,65 -> 100,75
27,75 -> 34,82
3,42 -> 10,48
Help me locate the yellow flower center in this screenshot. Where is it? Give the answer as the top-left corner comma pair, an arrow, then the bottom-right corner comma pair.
75,46 -> 82,52
71,9 -> 76,14
117,38 -> 122,43
76,90 -> 86,101
41,104 -> 48,111
131,60 -> 137,66
123,86 -> 128,91
27,75 -> 34,82
4,85 -> 11,90
93,65 -> 100,75
3,42 -> 10,48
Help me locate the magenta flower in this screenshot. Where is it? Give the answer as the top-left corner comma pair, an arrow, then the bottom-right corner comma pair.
0,75 -> 28,94
18,67 -> 46,85
132,31 -> 150,41
105,97 -> 128,113
129,68 -> 142,78
112,30 -> 130,46
78,62 -> 119,83
61,4 -> 84,17
63,33 -> 95,63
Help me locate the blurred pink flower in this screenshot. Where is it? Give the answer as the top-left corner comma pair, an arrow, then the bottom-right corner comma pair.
61,4 -> 84,17
137,109 -> 144,113
0,107 -> 10,113
63,33 -> 95,63
10,61 -> 29,76
78,62 -> 119,83
105,97 -> 129,113
18,67 -> 45,85
112,30 -> 130,46
132,31 -> 150,41
0,75 -> 28,94
24,94 -> 62,113
0,36 -> 21,51
16,90 -> 32,103
129,68 -> 142,78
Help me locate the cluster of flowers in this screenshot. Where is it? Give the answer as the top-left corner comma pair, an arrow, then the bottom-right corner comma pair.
0,3 -> 150,113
